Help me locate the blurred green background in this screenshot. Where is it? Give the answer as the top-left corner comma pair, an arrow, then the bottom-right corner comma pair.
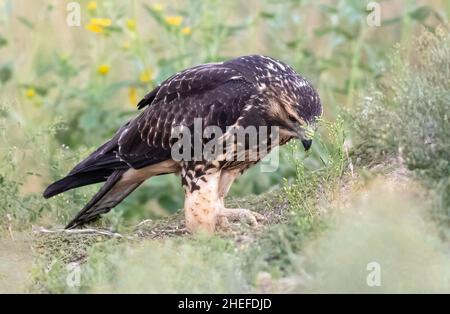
0,0 -> 448,228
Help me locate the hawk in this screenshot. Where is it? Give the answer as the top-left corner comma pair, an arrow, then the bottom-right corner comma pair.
43,55 -> 322,233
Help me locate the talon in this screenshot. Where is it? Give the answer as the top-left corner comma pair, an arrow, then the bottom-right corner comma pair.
217,216 -> 231,231
252,211 -> 266,222
218,208 -> 265,227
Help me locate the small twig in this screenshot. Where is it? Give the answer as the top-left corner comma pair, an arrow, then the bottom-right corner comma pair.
344,139 -> 354,178
33,226 -> 124,238
7,214 -> 14,241
136,219 -> 153,227
155,228 -> 187,234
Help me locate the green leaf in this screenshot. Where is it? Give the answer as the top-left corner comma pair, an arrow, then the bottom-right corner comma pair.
19,84 -> 48,96
17,16 -> 34,29
142,3 -> 165,25
286,40 -> 301,49
409,6 -> 432,21
382,16 -> 402,25
314,26 -> 354,39
158,194 -> 180,211
260,11 -> 275,19
105,25 -> 123,33
318,4 -> 338,13
0,64 -> 12,84
0,35 -> 7,48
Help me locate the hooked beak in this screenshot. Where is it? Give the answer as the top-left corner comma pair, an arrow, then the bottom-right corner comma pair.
292,125 -> 313,151
301,139 -> 312,151
288,122 -> 314,151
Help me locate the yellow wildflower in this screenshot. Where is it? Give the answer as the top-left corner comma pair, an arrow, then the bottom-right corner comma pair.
164,15 -> 183,27
151,3 -> 164,12
87,1 -> 97,11
126,19 -> 137,31
25,88 -> 36,98
128,87 -> 138,105
97,64 -> 110,75
181,26 -> 191,35
85,23 -> 103,33
85,18 -> 112,33
139,68 -> 154,83
90,18 -> 112,27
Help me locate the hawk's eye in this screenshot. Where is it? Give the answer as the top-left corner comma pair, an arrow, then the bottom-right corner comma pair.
289,115 -> 297,123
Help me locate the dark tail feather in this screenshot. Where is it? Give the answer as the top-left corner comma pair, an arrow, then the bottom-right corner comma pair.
43,170 -> 114,199
65,169 -> 143,229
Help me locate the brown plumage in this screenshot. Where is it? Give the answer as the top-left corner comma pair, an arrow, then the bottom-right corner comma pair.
43,55 -> 322,233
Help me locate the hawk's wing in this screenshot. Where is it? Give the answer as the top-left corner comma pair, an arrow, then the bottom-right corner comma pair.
117,64 -> 258,168
43,63 -> 258,199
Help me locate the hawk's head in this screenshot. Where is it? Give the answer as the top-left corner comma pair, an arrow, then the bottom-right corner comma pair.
226,54 -> 322,151
264,75 -> 322,151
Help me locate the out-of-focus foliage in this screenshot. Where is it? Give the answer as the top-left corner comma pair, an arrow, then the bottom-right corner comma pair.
30,119 -> 347,293
0,0 -> 447,229
352,25 -> 450,225
1,0 -> 449,294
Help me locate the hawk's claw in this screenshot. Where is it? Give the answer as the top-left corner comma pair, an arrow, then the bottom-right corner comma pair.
217,208 -> 265,229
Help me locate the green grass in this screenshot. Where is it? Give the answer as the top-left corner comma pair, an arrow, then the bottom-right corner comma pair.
28,119 -> 347,293
1,0 -> 449,293
2,0 -> 441,228
352,26 -> 450,227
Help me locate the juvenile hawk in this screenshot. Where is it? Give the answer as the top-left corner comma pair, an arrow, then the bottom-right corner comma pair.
43,55 -> 322,233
